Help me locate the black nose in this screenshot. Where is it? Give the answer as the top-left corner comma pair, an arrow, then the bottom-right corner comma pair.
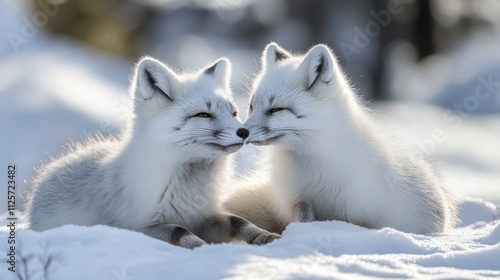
236,128 -> 249,139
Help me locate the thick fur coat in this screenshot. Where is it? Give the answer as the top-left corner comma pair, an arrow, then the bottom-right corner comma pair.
225,43 -> 458,234
28,56 -> 279,248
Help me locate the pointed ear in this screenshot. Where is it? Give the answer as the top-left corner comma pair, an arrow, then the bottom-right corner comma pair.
298,44 -> 335,89
134,57 -> 176,101
261,42 -> 291,69
204,57 -> 231,87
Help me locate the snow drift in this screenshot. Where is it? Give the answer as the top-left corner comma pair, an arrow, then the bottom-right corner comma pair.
0,197 -> 499,279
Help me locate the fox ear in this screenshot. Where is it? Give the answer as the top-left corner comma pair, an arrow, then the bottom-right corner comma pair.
298,44 -> 334,89
204,58 -> 231,87
134,57 -> 176,101
262,42 -> 291,69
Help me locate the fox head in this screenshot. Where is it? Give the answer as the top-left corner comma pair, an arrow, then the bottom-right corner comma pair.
244,43 -> 354,149
131,56 -> 249,159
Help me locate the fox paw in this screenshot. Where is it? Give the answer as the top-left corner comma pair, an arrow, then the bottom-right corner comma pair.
179,235 -> 207,249
249,232 -> 281,245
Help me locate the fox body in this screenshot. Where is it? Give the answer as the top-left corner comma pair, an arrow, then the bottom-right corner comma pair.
28,56 -> 279,248
225,43 -> 458,234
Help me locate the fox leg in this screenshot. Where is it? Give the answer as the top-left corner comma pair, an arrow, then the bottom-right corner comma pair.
294,201 -> 315,222
200,214 -> 281,245
139,224 -> 207,249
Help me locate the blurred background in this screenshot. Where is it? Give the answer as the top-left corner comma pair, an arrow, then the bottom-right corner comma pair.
1,0 -> 499,212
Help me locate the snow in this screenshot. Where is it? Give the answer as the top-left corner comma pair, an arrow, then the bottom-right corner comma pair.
387,29 -> 500,114
1,197 -> 499,279
375,102 -> 500,204
1,1 -> 499,279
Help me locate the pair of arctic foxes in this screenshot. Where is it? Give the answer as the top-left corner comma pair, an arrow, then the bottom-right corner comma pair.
27,43 -> 458,249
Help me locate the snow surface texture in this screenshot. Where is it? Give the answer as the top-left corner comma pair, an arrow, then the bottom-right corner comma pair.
1,1 -> 499,279
0,198 -> 499,279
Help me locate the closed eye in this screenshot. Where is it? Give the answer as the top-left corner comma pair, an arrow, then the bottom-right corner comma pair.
269,107 -> 286,114
193,112 -> 212,118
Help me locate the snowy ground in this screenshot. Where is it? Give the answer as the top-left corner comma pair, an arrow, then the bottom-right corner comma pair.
0,198 -> 499,279
1,1 -> 499,279
376,102 -> 500,205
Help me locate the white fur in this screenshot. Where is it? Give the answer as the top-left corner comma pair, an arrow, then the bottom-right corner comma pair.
28,56 -> 247,238
225,43 -> 458,234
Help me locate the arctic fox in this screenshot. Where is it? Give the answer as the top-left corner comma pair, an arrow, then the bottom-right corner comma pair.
224,43 -> 458,234
28,56 -> 280,248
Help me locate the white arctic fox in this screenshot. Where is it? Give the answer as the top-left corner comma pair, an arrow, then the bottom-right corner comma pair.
28,56 -> 280,248
224,43 -> 458,234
